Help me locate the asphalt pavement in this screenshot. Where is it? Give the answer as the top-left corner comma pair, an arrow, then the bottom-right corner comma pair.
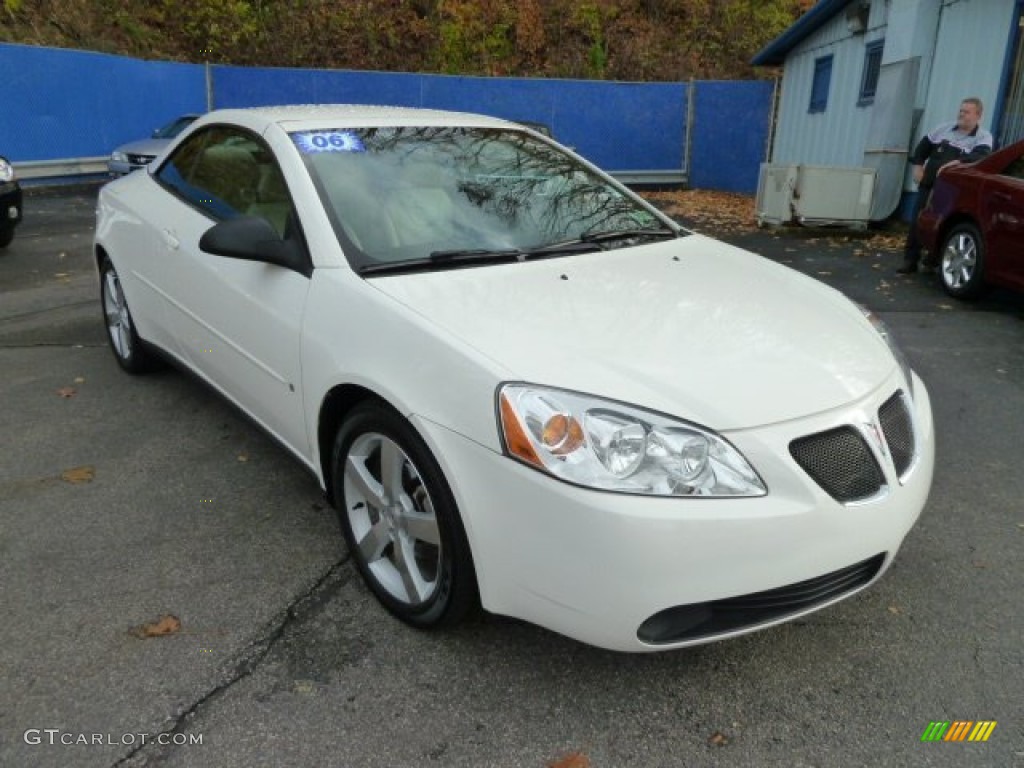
0,185 -> 1021,768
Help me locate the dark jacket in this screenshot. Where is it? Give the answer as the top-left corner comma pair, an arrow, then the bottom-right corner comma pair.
911,121 -> 994,188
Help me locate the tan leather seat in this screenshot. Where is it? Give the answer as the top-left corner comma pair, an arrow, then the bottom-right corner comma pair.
192,145 -> 260,213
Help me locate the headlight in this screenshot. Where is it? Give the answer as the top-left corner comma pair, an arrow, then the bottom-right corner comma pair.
498,384 -> 766,497
0,157 -> 14,183
110,151 -> 128,163
857,304 -> 914,397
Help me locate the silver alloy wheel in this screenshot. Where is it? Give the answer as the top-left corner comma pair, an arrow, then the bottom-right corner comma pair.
102,268 -> 133,360
343,432 -> 443,606
941,229 -> 978,291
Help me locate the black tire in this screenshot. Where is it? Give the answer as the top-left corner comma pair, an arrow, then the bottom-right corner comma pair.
331,402 -> 478,628
0,227 -> 13,248
940,222 -> 988,299
99,256 -> 160,373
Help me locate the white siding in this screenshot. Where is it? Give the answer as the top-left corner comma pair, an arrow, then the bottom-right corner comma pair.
915,0 -> 1015,148
772,1 -> 891,165
769,0 -> 1016,171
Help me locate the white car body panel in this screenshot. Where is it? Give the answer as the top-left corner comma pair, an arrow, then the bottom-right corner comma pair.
414,370 -> 933,651
369,236 -> 896,431
300,268 -> 515,472
155,193 -> 310,453
93,104 -> 935,652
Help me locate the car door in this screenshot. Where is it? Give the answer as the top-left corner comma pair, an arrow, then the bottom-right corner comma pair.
981,153 -> 1024,289
151,125 -> 313,458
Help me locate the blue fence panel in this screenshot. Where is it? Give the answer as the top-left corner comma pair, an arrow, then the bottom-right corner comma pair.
1,43 -> 771,192
213,66 -> 424,110
689,80 -> 774,193
0,42 -> 205,162
213,67 -> 687,173
419,77 -> 687,172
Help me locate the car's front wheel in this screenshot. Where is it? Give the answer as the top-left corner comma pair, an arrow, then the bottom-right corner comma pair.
331,403 -> 477,628
0,227 -> 13,249
940,222 -> 987,299
99,256 -> 159,373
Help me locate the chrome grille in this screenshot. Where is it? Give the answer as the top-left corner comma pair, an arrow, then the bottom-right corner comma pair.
879,392 -> 914,477
127,153 -> 155,166
790,426 -> 885,502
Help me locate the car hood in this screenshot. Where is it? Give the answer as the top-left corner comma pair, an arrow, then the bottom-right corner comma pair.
369,235 -> 896,430
112,137 -> 172,156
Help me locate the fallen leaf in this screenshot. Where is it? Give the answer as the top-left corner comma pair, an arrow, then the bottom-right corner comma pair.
887,605 -> 902,615
54,272 -> 70,278
73,377 -> 85,384
938,304 -> 954,310
131,614 -> 182,638
709,731 -> 729,746
816,271 -> 832,276
548,752 -> 590,768
972,561 -> 988,569
237,453 -> 249,462
56,387 -> 76,398
61,466 -> 95,484
640,189 -> 757,232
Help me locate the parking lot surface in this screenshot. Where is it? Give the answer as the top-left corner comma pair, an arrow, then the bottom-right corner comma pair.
1,186 -> 1021,767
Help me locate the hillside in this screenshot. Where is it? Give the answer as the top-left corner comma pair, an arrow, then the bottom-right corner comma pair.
0,0 -> 811,80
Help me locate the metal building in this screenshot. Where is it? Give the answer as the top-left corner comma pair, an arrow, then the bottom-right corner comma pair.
752,0 -> 1022,224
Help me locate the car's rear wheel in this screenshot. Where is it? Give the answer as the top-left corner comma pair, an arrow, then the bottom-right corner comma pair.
331,403 -> 477,628
940,222 -> 987,299
100,256 -> 159,373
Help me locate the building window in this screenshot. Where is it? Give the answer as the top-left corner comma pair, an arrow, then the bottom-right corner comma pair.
809,55 -> 833,113
858,40 -> 884,105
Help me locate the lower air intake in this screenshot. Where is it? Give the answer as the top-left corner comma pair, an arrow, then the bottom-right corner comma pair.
637,553 -> 886,644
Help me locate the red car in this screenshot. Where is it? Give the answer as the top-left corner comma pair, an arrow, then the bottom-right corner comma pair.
917,139 -> 1024,299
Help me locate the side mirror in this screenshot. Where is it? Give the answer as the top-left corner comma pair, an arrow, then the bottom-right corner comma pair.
199,216 -> 304,272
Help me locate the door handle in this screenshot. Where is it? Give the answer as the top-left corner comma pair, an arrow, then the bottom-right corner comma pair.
161,229 -> 180,250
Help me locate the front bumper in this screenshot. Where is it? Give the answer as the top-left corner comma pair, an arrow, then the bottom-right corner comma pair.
414,370 -> 934,652
0,182 -> 22,230
108,156 -> 154,176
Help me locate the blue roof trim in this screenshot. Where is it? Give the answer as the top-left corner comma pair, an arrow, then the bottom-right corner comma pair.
751,0 -> 852,66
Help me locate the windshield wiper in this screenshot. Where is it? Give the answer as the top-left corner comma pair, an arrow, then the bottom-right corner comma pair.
428,248 -> 523,263
358,248 -> 523,276
521,227 -> 681,259
579,227 -> 683,244
521,239 -> 606,257
358,231 -> 682,276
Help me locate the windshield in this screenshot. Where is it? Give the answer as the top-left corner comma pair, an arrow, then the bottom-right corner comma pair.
293,126 -> 678,272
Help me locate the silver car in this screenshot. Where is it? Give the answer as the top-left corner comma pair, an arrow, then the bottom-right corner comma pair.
107,114 -> 200,175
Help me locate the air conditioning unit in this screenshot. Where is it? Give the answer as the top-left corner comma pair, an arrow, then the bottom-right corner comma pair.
756,164 -> 877,228
846,2 -> 869,34
756,163 -> 798,226
792,165 -> 876,227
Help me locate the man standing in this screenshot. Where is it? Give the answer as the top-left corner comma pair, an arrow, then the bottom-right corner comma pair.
898,97 -> 993,274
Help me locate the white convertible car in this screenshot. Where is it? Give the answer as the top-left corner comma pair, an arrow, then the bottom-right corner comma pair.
94,105 -> 934,652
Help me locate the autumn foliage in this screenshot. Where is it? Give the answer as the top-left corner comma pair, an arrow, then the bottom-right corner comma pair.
0,0 -> 813,80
